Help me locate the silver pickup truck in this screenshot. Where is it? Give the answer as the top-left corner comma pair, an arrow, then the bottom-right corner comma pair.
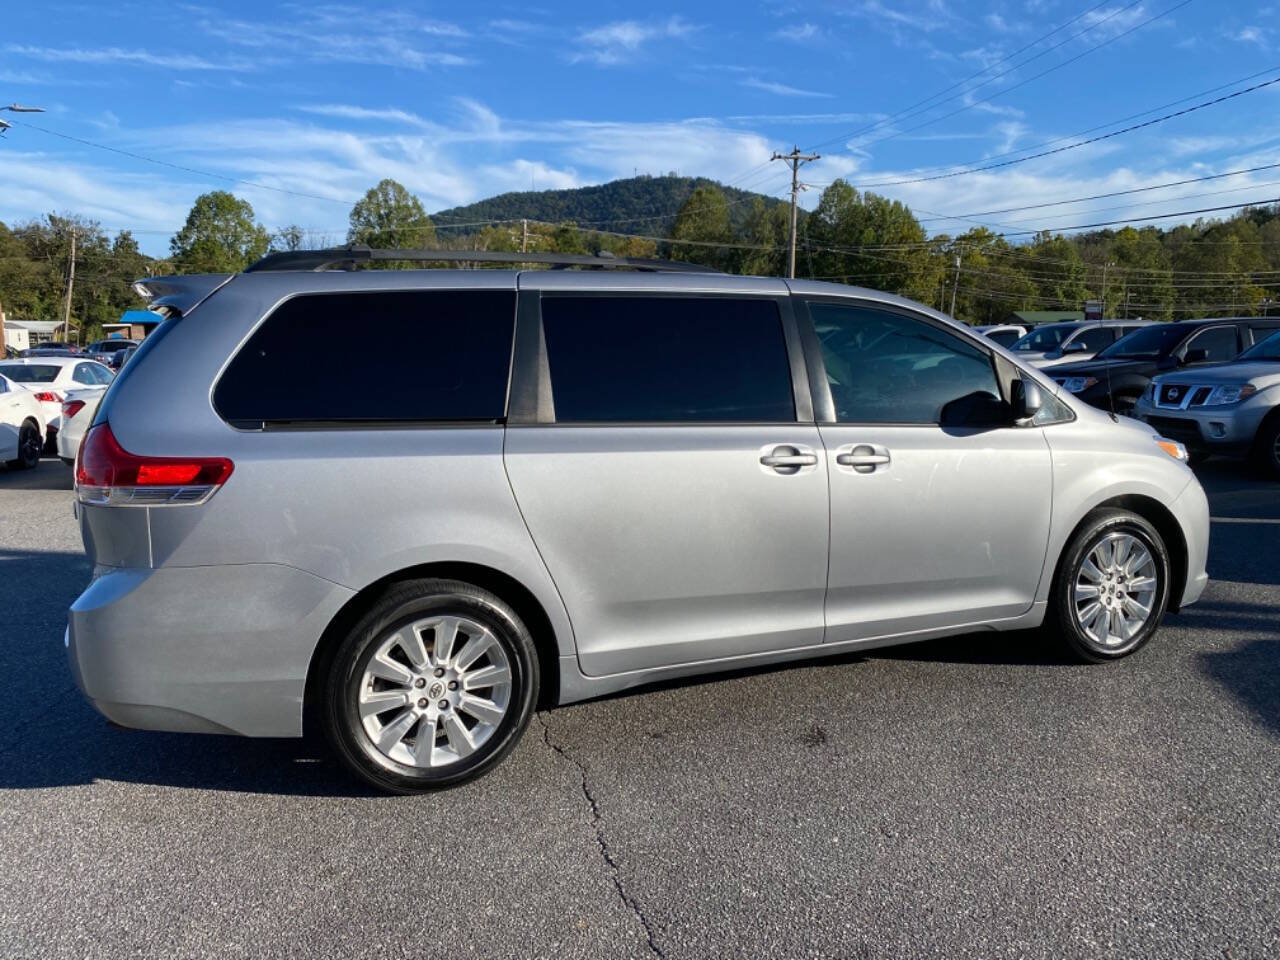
1135,328 -> 1280,477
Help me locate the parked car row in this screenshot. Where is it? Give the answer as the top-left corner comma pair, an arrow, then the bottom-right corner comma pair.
0,356 -> 115,455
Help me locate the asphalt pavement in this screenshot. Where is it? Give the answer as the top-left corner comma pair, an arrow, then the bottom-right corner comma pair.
0,456 -> 1276,959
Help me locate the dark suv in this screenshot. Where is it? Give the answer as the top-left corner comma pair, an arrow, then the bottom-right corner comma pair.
1050,318 -> 1280,413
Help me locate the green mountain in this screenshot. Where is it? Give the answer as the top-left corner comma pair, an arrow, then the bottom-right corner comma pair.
430,175 -> 788,236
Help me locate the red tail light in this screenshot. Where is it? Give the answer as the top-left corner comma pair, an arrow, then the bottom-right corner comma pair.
62,400 -> 86,420
33,391 -> 62,403
75,423 -> 233,506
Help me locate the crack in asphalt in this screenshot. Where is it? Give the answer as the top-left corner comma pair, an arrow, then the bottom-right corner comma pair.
537,713 -> 666,960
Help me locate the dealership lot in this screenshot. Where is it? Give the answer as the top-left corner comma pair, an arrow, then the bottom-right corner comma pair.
0,459 -> 1276,959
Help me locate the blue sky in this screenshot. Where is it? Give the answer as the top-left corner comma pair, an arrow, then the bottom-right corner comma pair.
1,1 -> 1277,255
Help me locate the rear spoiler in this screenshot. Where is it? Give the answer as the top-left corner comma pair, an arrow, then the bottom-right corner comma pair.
132,274 -> 234,318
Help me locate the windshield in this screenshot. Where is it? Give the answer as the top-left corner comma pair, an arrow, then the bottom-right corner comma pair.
0,362 -> 60,383
1097,324 -> 1188,360
1239,329 -> 1280,362
1010,324 -> 1078,352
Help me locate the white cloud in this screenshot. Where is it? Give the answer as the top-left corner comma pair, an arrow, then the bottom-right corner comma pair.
1236,26 -> 1267,46
775,22 -> 820,41
6,44 -> 252,71
1080,5 -> 1152,38
849,1 -> 949,33
741,78 -> 833,98
197,7 -> 472,70
572,17 -> 698,65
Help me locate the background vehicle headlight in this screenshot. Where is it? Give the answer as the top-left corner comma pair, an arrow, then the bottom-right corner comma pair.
1203,384 -> 1257,405
1142,383 -> 1156,402
1063,377 -> 1098,393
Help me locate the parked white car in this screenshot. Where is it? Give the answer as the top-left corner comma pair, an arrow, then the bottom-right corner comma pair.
1009,321 -> 1150,369
0,373 -> 47,469
973,324 -> 1027,348
0,356 -> 113,450
57,389 -> 103,464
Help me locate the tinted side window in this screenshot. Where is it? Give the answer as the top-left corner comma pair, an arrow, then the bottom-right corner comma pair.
987,330 -> 1021,347
214,290 -> 515,425
808,302 -> 1000,424
1072,327 -> 1116,352
73,363 -> 97,385
540,296 -> 794,423
1250,324 -> 1280,345
1182,326 -> 1239,364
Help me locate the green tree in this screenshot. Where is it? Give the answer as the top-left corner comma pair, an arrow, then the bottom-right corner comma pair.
170,192 -> 270,273
347,179 -> 435,249
670,185 -> 731,269
807,180 -> 937,300
735,198 -> 788,277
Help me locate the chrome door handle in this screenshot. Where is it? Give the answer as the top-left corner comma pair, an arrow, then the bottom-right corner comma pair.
836,445 -> 891,474
761,453 -> 818,467
760,445 -> 818,474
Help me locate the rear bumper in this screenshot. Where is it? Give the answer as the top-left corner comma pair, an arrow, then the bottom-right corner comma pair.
67,563 -> 354,737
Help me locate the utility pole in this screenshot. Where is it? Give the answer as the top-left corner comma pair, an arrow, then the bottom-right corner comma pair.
949,246 -> 962,317
521,219 -> 528,254
771,146 -> 819,279
62,227 -> 76,343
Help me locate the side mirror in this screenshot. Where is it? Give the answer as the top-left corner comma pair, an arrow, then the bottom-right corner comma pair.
1063,341 -> 1087,353
1010,378 -> 1044,423
1183,348 -> 1209,365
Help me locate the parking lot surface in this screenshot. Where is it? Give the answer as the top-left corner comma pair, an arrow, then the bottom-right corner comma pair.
0,458 -> 1276,959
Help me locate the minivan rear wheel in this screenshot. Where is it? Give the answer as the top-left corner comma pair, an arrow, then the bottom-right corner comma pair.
322,579 -> 538,793
1051,509 -> 1170,662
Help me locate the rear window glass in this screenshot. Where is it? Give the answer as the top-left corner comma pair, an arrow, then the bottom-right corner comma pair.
0,363 -> 60,383
214,290 -> 515,425
540,296 -> 795,422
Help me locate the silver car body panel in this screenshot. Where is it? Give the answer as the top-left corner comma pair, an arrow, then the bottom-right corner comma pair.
68,270 -> 1211,734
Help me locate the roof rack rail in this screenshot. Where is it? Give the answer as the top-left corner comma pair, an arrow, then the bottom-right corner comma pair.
243,245 -> 720,274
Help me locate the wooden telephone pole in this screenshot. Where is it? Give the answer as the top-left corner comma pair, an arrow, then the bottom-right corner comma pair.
62,227 -> 77,343
771,146 -> 819,279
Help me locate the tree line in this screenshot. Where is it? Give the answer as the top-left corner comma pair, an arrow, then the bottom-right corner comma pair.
4,176 -> 1280,345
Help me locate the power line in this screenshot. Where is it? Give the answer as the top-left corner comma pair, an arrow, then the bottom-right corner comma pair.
6,118 -> 361,207
804,0 -> 1152,155
720,0 -> 1126,192
831,0 -> 1195,155
851,70 -> 1280,191
916,159 -> 1280,221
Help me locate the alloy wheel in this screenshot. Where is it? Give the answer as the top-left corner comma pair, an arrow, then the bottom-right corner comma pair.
1072,532 -> 1159,649
357,615 -> 512,769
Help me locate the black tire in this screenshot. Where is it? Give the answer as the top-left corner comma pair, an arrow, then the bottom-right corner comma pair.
5,420 -> 42,470
321,578 -> 539,794
1253,415 -> 1280,480
1050,508 -> 1171,663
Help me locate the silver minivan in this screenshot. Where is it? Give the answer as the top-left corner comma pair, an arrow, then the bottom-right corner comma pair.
67,249 -> 1210,793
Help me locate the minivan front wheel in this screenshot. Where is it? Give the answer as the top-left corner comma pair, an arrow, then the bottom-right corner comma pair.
322,579 -> 538,793
1052,509 -> 1170,662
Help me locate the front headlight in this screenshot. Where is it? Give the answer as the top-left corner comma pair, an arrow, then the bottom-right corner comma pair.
1155,436 -> 1190,462
1142,382 -> 1155,402
1202,383 -> 1257,406
1062,377 -> 1098,393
